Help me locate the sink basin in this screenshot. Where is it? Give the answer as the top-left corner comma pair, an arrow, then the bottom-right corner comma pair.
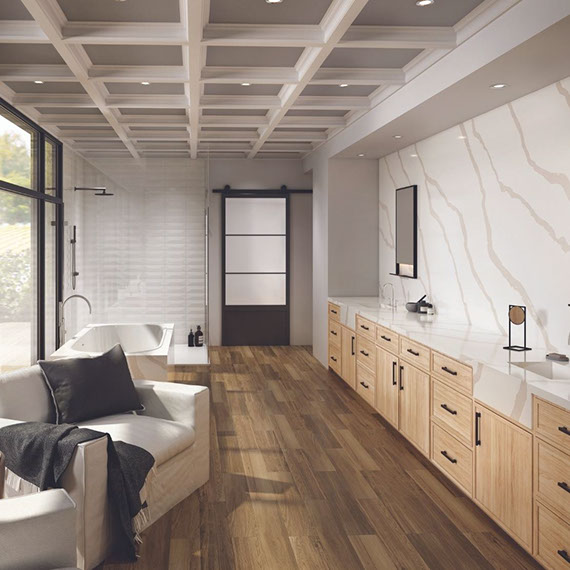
512,360 -> 570,380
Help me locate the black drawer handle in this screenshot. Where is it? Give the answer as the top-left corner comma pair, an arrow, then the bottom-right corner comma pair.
558,481 -> 570,494
407,348 -> 420,357
360,381 -> 369,389
558,550 -> 570,563
399,365 -> 404,390
381,335 -> 391,342
360,350 -> 369,357
331,309 -> 338,314
441,403 -> 457,416
331,356 -> 337,362
559,426 -> 570,436
441,450 -> 457,464
351,336 -> 355,356
330,330 -> 337,336
475,412 -> 481,446
392,361 -> 397,386
361,325 -> 370,331
441,366 -> 457,376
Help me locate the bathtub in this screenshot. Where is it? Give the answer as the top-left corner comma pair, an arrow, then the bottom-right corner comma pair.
50,323 -> 174,381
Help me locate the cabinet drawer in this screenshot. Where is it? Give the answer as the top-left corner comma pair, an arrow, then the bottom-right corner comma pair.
535,397 -> 570,451
329,343 -> 341,375
431,423 -> 473,495
376,324 -> 399,355
356,315 -> 375,340
356,335 -> 376,371
328,320 -> 341,348
432,379 -> 473,446
536,438 -> 570,519
536,502 -> 570,570
400,337 -> 430,371
328,302 -> 340,322
356,363 -> 375,407
431,351 -> 473,395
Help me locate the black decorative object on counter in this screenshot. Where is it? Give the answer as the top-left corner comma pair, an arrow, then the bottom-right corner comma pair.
194,325 -> 204,347
503,305 -> 531,352
187,329 -> 194,347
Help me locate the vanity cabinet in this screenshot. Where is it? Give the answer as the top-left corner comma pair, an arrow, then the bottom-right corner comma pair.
398,361 -> 430,456
376,347 -> 399,427
340,326 -> 356,390
475,404 -> 533,550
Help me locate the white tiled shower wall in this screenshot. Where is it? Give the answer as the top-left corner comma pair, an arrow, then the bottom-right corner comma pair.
63,152 -> 207,345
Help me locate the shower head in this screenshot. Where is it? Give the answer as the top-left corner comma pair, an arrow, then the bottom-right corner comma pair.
94,189 -> 114,196
74,186 -> 114,197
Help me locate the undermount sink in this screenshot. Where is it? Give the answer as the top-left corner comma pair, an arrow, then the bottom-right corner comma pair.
512,360 -> 570,380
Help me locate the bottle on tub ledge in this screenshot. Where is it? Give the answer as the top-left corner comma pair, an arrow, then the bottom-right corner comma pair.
194,325 -> 204,347
187,328 -> 194,347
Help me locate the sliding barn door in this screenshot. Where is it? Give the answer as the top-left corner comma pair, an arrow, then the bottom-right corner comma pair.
222,194 -> 289,346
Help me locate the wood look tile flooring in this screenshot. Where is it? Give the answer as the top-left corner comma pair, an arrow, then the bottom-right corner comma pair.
102,346 -> 542,570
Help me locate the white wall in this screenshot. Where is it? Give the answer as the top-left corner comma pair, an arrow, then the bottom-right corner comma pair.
207,159 -> 313,346
379,77 -> 570,352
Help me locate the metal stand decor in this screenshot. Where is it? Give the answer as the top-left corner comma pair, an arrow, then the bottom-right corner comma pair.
503,305 -> 531,351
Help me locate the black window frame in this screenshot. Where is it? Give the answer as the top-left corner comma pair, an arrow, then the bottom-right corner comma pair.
0,97 -> 64,360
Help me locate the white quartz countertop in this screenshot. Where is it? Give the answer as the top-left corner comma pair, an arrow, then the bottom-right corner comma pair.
329,296 -> 570,428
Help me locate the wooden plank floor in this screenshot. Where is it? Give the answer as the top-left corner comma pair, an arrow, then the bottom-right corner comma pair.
101,346 -> 542,570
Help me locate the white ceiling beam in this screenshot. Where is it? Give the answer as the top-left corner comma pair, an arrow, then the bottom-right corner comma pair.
0,20 -> 48,43
291,96 -> 370,110
260,143 -> 314,152
201,95 -> 281,109
203,24 -> 324,47
39,114 -> 110,126
201,67 -> 299,84
249,0 -> 369,158
198,141 -> 252,150
199,131 -> 258,142
20,0 -> 140,159
338,26 -> 457,49
118,115 -> 190,127
62,22 -> 186,45
88,65 -> 187,82
0,64 -> 75,82
12,93 -> 97,107
105,94 -> 188,108
268,131 -> 327,142
59,130 -> 119,139
200,115 -> 269,128
279,115 -> 346,128
135,142 -> 190,150
311,67 -> 405,85
128,131 -> 191,141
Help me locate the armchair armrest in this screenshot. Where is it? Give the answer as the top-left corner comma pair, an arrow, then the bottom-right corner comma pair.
0,489 -> 78,570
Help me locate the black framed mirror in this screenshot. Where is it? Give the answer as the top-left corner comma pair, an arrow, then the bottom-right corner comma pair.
392,184 -> 417,278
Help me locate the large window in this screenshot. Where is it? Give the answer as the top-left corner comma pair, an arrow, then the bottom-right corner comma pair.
0,99 -> 62,372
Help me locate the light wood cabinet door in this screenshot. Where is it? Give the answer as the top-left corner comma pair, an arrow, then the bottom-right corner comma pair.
398,361 -> 430,455
341,326 -> 356,390
376,347 -> 399,427
474,404 -> 533,550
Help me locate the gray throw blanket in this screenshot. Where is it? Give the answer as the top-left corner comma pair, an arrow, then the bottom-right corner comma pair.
0,422 -> 155,562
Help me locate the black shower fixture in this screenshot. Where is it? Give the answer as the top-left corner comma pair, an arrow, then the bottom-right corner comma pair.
74,186 -> 115,197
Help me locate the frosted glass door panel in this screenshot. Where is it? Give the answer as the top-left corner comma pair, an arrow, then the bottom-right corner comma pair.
226,274 -> 286,306
225,198 -> 286,235
225,235 -> 286,273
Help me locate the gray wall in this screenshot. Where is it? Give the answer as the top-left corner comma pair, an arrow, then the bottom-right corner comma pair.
208,159 -> 313,346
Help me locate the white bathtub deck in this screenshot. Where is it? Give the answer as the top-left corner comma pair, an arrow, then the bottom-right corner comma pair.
173,344 -> 209,365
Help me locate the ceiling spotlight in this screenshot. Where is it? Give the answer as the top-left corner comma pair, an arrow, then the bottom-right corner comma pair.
490,83 -> 507,89
410,153 -> 418,158
34,80 -> 44,84
357,153 -> 365,157
265,0 -> 283,3
339,83 -> 349,88
393,135 -> 402,139
416,0 -> 434,5
141,81 -> 150,85
241,82 -> 251,86
458,135 -> 467,140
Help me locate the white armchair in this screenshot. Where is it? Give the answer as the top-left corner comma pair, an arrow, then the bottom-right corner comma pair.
0,488 -> 78,570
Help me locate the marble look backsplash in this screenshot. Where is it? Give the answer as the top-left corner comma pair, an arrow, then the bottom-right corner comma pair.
379,77 -> 570,352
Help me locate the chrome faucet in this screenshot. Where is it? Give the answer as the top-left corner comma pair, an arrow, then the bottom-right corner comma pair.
58,294 -> 92,345
381,282 -> 396,310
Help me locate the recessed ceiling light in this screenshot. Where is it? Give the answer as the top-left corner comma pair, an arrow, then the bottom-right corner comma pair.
357,153 -> 365,157
416,0 -> 434,6
34,80 -> 44,84
141,81 -> 150,85
265,0 -> 283,3
393,135 -> 402,139
490,83 -> 507,89
339,83 -> 349,88
458,135 -> 467,140
410,153 -> 418,158
241,82 -> 251,86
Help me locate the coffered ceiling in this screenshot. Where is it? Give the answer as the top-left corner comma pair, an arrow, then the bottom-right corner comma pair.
0,0 -> 493,160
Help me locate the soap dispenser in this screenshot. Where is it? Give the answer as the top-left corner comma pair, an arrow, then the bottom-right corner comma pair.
187,329 -> 194,347
194,325 -> 204,347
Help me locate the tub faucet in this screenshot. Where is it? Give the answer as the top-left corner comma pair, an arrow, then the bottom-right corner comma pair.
58,294 -> 92,346
381,282 -> 396,310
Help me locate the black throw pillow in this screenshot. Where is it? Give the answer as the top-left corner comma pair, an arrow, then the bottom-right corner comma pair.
38,344 -> 144,424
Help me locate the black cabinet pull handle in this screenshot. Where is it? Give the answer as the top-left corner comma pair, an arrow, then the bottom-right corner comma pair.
330,330 -> 337,336
331,356 -> 337,362
558,550 -> 570,563
441,366 -> 457,376
392,361 -> 397,386
351,336 -> 355,356
360,350 -> 369,357
361,325 -> 370,331
360,381 -> 369,389
399,365 -> 404,390
407,348 -> 420,357
559,426 -> 570,436
558,481 -> 570,494
441,450 -> 457,464
331,309 -> 338,314
441,403 -> 458,415
381,335 -> 391,342
475,412 -> 481,446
